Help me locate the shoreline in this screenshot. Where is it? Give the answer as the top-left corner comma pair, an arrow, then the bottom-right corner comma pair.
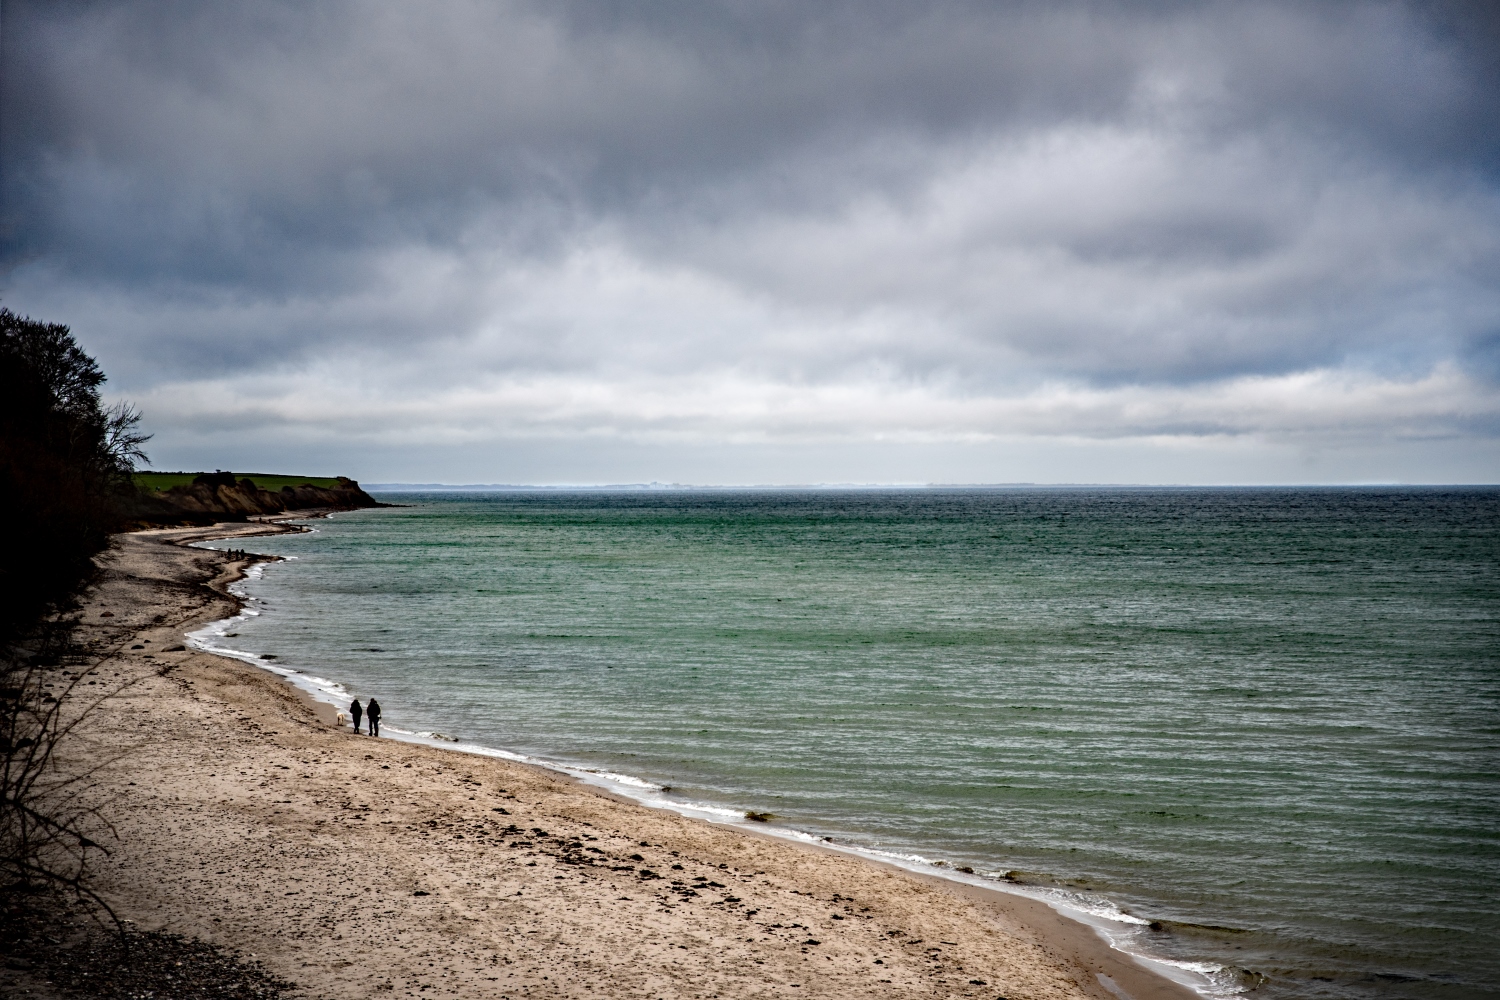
47,519 -> 1206,1000
189,514 -> 1219,997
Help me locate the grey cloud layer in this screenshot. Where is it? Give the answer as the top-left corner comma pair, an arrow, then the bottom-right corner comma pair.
3,0 -> 1498,478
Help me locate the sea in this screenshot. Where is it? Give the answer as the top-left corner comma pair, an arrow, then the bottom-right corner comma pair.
188,488 -> 1499,1000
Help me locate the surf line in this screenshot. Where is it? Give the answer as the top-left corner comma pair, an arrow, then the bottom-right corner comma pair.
183,530 -> 1226,1000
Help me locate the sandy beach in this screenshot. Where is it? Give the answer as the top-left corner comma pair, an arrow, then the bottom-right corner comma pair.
18,520 -> 1201,1000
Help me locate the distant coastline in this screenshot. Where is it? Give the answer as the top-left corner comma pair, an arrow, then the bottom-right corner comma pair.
364,481 -> 1492,492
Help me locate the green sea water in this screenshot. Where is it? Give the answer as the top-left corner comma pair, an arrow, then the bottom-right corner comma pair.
199,488 -> 1499,1000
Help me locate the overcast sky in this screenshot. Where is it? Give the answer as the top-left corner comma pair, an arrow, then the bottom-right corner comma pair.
4,0 -> 1497,484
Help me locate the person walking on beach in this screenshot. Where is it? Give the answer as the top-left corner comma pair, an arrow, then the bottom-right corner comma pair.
349,698 -> 363,734
366,698 -> 381,737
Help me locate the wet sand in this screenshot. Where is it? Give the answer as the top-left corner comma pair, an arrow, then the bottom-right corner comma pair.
51,521 -> 1201,1000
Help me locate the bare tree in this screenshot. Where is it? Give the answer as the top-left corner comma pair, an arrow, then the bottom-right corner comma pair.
1,618 -> 137,934
103,403 -> 153,473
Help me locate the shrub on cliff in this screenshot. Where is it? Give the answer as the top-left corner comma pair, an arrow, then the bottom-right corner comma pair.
0,308 -> 148,647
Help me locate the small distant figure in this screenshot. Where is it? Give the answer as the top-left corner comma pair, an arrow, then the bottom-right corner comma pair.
349,698 -> 363,734
367,698 -> 381,737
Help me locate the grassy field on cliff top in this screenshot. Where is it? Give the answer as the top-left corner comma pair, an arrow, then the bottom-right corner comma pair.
134,472 -> 345,492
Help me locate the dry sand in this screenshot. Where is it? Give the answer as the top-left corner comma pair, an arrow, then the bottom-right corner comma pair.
42,521 -> 1200,1000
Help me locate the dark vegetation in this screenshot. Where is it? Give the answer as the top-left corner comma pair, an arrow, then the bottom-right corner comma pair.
1,308 -> 293,995
0,305 -> 144,951
0,307 -> 149,648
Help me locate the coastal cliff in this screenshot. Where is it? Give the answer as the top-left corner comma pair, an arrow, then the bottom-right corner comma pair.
126,472 -> 383,525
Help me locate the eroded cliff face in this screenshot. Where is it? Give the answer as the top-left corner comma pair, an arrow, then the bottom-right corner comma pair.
126,474 -> 383,525
158,474 -> 380,515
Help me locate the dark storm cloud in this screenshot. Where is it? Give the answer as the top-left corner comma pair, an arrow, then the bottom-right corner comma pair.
1,0 -> 1498,476
10,2 -> 1492,271
5,1 -> 1145,266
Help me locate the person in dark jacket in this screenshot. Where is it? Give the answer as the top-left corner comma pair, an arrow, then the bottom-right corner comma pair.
366,698 -> 381,737
349,698 -> 363,734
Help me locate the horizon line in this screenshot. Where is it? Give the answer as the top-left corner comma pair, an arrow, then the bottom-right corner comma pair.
361,481 -> 1496,490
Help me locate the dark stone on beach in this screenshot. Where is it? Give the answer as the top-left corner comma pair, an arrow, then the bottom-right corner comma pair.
165,644 -> 185,651
804,939 -> 820,946
956,866 -> 974,874
1150,921 -> 1164,931
131,644 -> 144,649
1,896 -> 296,999
412,890 -> 429,896
628,853 -> 645,861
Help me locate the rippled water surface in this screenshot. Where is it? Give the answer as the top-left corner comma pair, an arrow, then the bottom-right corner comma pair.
212,488 -> 1499,1000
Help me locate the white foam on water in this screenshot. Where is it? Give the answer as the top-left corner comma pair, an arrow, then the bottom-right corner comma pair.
183,537 -> 1227,1000
774,842 -> 1227,997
